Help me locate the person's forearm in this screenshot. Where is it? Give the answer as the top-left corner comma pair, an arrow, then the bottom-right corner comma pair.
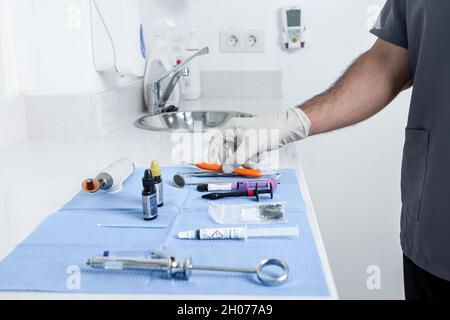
300,40 -> 412,136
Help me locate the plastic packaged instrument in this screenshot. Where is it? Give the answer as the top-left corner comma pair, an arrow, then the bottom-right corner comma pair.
209,202 -> 286,225
173,172 -> 281,188
197,177 -> 279,192
202,179 -> 277,201
178,226 -> 299,240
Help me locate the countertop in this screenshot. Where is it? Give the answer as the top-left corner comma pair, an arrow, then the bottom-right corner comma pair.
0,97 -> 337,299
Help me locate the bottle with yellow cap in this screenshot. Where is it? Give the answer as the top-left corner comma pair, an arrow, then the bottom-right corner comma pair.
151,160 -> 164,207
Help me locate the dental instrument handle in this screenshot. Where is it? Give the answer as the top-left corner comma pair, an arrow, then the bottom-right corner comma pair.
233,168 -> 263,178
195,163 -> 223,172
87,256 -> 171,271
202,183 -> 275,201
189,162 -> 263,177
202,190 -> 249,200
196,163 -> 263,177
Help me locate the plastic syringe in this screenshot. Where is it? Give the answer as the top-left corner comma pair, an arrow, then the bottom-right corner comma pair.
177,226 -> 299,241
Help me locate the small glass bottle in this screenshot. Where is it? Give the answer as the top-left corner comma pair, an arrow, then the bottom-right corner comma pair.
142,169 -> 158,220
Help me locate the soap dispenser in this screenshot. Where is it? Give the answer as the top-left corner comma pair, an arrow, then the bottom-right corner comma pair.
181,28 -> 204,100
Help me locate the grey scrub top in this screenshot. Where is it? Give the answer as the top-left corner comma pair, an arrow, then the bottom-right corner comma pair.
371,0 -> 450,280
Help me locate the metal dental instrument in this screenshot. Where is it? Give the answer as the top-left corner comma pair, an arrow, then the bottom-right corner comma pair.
182,162 -> 264,178
173,172 -> 282,188
97,224 -> 168,229
173,173 -> 238,188
202,178 -> 278,201
87,254 -> 289,286
172,178 -> 229,189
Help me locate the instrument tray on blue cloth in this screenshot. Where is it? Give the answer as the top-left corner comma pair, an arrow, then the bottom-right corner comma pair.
0,167 -> 330,297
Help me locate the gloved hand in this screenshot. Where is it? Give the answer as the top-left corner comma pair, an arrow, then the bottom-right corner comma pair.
208,108 -> 311,173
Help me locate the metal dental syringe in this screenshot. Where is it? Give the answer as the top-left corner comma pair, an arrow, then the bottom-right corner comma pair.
87,253 -> 289,286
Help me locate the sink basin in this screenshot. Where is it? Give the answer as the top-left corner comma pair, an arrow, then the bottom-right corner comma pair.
134,111 -> 254,132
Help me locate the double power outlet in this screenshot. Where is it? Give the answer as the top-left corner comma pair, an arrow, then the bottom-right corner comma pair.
220,29 -> 265,53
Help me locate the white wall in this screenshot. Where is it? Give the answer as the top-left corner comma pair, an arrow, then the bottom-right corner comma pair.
0,0 -> 27,148
0,0 -> 19,96
0,34 -> 5,97
10,0 -> 132,95
0,0 -> 146,145
0,51 -> 5,98
139,0 -> 409,299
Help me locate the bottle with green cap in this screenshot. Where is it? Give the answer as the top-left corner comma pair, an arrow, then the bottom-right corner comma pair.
151,160 -> 164,207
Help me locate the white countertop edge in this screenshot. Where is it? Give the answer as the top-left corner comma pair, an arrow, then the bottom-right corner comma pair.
0,293 -> 336,300
296,164 -> 339,300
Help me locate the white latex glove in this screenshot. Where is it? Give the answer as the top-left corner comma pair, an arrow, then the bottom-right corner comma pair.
208,108 -> 311,172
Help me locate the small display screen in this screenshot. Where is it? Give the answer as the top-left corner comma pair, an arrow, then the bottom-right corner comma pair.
287,10 -> 301,27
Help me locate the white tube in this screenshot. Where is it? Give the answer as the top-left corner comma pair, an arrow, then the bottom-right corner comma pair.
246,226 -> 299,238
206,183 -> 233,191
177,226 -> 299,240
178,227 -> 247,240
98,157 -> 135,193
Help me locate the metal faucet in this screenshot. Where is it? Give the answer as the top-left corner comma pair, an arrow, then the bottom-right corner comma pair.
144,47 -> 209,115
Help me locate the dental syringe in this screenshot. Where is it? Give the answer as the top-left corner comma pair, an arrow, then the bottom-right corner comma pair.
87,252 -> 289,286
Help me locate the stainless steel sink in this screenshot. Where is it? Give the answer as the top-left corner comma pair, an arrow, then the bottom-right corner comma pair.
134,111 -> 254,132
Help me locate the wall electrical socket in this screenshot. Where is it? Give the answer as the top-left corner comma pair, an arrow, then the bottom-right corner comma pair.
220,29 -> 265,53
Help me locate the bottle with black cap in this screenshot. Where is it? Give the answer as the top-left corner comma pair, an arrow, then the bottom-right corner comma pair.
142,169 -> 158,220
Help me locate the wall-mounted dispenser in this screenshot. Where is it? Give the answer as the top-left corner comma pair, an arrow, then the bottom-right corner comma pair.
90,0 -> 146,77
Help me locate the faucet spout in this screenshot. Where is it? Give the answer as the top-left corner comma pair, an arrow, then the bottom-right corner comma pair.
157,70 -> 182,109
144,47 -> 209,114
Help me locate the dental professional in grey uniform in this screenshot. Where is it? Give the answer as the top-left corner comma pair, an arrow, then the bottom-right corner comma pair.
209,0 -> 450,299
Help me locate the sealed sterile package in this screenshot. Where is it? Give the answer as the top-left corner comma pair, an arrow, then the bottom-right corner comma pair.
208,202 -> 287,225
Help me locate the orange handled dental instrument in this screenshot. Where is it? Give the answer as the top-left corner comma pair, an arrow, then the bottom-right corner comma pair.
195,163 -> 223,172
233,168 -> 264,178
190,163 -> 264,178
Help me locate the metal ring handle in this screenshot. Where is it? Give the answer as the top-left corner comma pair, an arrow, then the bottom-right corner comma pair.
256,258 -> 289,286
